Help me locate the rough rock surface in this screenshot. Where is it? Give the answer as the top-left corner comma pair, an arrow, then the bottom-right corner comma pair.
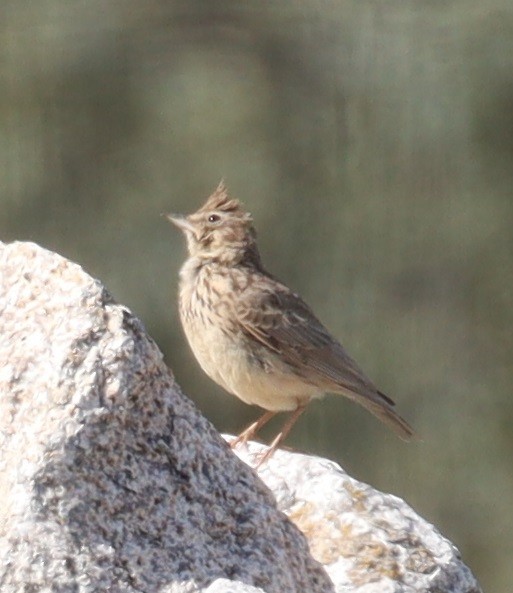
231,443 -> 482,593
0,241 -> 482,593
0,241 -> 330,593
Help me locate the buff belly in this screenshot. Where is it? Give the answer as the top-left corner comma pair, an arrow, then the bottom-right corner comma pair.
182,318 -> 322,412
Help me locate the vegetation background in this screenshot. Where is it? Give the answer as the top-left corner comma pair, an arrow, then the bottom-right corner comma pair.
1,2 -> 512,591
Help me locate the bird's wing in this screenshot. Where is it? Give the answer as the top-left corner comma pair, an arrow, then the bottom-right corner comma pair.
235,285 -> 373,393
235,282 -> 414,440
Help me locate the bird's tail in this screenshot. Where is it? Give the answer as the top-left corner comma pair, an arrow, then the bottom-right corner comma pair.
343,388 -> 416,441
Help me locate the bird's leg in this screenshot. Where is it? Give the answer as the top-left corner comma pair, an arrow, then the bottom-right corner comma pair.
256,405 -> 307,468
230,410 -> 277,449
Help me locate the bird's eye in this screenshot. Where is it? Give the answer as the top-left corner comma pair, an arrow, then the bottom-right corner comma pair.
208,214 -> 220,223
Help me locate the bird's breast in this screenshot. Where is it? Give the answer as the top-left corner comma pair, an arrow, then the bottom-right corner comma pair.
177,266 -> 320,411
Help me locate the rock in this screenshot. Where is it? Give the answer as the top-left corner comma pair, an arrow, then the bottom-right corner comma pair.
0,241 -> 482,593
230,443 -> 482,593
0,241 -> 331,593
204,580 -> 267,593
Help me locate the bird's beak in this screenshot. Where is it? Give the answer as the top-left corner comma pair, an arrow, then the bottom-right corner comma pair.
163,213 -> 196,235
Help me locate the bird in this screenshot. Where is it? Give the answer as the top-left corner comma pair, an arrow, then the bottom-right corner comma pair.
166,182 -> 414,464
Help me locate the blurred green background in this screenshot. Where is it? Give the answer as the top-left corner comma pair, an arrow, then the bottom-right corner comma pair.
1,1 -> 512,590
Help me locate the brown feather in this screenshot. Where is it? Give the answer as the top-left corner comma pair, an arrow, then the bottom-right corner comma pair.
234,279 -> 415,440
169,182 -> 415,450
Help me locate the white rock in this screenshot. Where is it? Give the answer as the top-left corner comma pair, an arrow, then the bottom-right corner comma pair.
0,241 -> 332,593
0,241 -> 482,593
231,442 -> 481,593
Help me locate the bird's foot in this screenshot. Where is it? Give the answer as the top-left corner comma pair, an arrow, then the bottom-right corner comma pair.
230,410 -> 277,450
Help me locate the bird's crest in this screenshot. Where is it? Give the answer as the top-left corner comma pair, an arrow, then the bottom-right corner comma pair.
199,181 -> 248,218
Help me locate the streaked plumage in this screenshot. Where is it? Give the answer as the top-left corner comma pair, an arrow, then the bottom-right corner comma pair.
167,182 -> 414,462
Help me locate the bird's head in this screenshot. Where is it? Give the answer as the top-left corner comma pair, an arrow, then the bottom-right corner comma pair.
166,182 -> 261,266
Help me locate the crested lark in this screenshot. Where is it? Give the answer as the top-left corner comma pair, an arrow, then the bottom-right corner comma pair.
166,183 -> 414,464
